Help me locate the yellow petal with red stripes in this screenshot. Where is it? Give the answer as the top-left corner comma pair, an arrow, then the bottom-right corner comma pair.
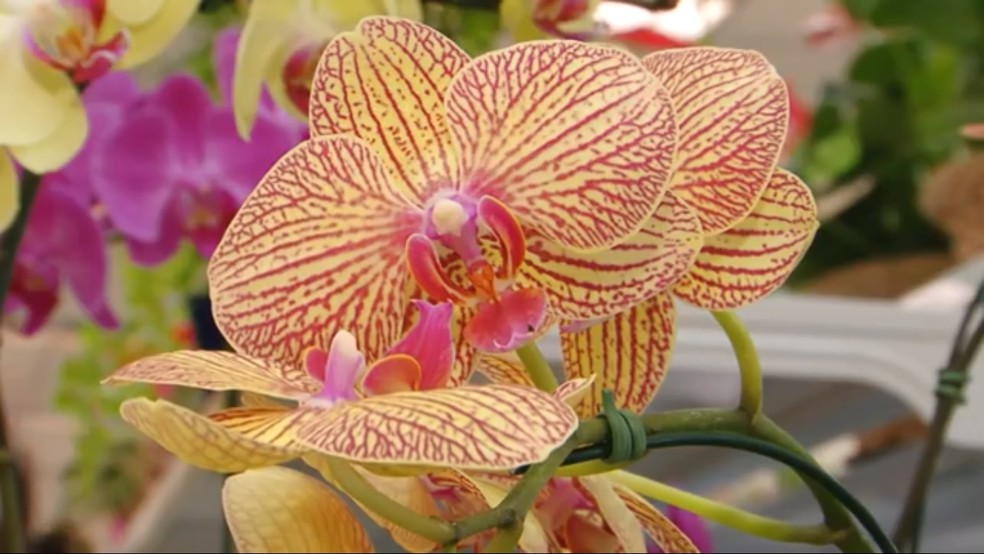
576,476 -> 647,552
644,47 -> 789,235
522,193 -> 702,322
296,385 -> 578,470
616,486 -> 700,553
674,169 -> 818,310
447,41 -> 677,252
240,392 -> 290,409
103,350 -> 317,399
562,293 -> 676,418
223,466 -> 374,553
119,398 -> 299,472
308,16 -> 469,204
304,454 -> 441,553
475,352 -> 533,387
208,137 -> 419,367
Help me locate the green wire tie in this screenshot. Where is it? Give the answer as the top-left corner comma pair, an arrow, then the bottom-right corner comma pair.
935,368 -> 971,405
598,389 -> 647,464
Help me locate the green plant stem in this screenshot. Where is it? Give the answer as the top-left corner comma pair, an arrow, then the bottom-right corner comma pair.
0,169 -> 42,554
483,522 -> 523,553
893,281 -> 983,552
712,310 -> 764,418
607,470 -> 838,545
515,342 -> 558,392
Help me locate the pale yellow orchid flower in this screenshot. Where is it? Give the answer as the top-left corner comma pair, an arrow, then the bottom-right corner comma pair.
233,0 -> 423,138
0,0 -> 196,173
0,151 -> 17,231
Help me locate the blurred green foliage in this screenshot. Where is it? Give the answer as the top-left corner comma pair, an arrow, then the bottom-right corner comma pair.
789,0 -> 984,283
54,244 -> 205,518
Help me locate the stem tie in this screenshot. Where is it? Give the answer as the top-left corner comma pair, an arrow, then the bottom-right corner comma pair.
598,389 -> 647,464
935,367 -> 971,405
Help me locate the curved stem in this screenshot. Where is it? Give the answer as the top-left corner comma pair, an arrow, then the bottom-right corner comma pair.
608,470 -> 839,545
483,522 -> 523,553
515,342 -> 558,392
0,169 -> 42,554
324,457 -> 456,544
712,310 -> 763,418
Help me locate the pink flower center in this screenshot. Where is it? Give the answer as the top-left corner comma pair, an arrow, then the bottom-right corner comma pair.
22,0 -> 128,83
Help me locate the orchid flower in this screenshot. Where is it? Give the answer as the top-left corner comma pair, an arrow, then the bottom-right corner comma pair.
0,0 -> 197,174
208,16 -> 683,388
232,0 -> 423,138
500,0 -> 602,42
103,300 -> 579,476
90,31 -> 304,266
3,171 -> 117,334
553,47 -> 818,417
0,151 -> 16,231
650,505 -> 714,553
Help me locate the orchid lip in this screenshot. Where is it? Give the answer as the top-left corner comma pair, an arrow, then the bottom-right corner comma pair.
21,0 -> 128,83
304,330 -> 364,404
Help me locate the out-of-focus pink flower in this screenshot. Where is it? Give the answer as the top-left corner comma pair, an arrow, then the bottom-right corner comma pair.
804,1 -> 860,48
783,80 -> 814,159
90,29 -> 305,265
648,505 -> 714,553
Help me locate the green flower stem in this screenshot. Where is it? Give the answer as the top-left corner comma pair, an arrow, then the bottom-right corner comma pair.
483,522 -> 523,553
0,169 -> 43,554
515,342 -> 558,392
608,469 -> 839,545
712,310 -> 763,418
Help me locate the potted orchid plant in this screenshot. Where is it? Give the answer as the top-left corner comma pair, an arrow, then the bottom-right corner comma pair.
1,1 -> 977,553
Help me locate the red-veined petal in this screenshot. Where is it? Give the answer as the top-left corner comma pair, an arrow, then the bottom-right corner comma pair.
406,234 -> 471,303
119,398 -> 299,472
296,385 -> 577,471
223,466 -> 374,553
616,486 -> 700,553
554,377 -> 595,408
308,16 -> 469,203
447,41 -> 676,252
643,47 -> 789,235
561,293 -> 676,418
208,137 -> 419,367
576,476 -> 647,552
103,350 -> 317,400
478,195 -> 526,279
674,168 -> 818,310
448,304 -> 478,387
522,193 -> 702,322
475,352 -> 535,387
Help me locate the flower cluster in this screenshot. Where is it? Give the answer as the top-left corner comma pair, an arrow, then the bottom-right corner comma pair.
104,14 -> 817,553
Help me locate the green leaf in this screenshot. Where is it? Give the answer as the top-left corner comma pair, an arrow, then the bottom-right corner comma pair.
869,0 -> 983,48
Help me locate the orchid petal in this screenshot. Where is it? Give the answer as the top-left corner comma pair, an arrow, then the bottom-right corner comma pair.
576,476 -> 647,553
206,109 -> 299,203
384,300 -> 454,390
0,152 -> 16,232
223,466 -> 374,553
296,385 -> 577,470
105,0 -> 159,25
119,398 -> 298,472
664,506 -> 714,554
208,137 -> 419,367
561,293 -> 675,418
113,0 -> 198,68
361,354 -> 422,395
674,169 -> 818,310
103,350 -> 318,400
643,47 -> 789,235
8,92 -> 87,173
475,353 -> 534,387
0,51 -> 74,147
405,234 -> 471,303
554,377 -> 595,408
564,514 -> 622,553
304,456 -> 441,553
448,304 -> 478,387
616,487 -> 700,553
240,392 -> 289,409
464,287 -> 549,353
522,193 -> 702,322
447,41 -> 676,252
209,405 -> 314,452
470,476 -> 552,552
232,3 -> 292,137
478,195 -> 525,279
309,16 -> 469,203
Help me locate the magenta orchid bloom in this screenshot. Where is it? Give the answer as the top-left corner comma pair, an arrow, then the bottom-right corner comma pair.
90,30 -> 304,265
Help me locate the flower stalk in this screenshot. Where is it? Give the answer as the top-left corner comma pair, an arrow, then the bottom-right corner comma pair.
516,342 -> 559,392
712,310 -> 764,419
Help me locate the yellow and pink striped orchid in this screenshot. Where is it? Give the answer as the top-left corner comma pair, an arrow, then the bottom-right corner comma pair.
208,16 -> 685,387
0,0 -> 197,173
104,300 -> 579,474
554,47 -> 819,418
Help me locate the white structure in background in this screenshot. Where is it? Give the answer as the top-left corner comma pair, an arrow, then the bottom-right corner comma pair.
595,0 -> 736,40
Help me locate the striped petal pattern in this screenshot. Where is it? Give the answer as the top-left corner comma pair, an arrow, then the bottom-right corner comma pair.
576,476 -> 646,553
223,466 -> 374,553
308,17 -> 469,204
522,193 -> 702,322
617,487 -> 700,553
296,385 -> 578,470
447,41 -> 677,252
561,293 -> 676,418
674,169 -> 818,310
208,137 -> 420,366
103,350 -> 317,399
119,398 -> 297,473
644,47 -> 789,235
